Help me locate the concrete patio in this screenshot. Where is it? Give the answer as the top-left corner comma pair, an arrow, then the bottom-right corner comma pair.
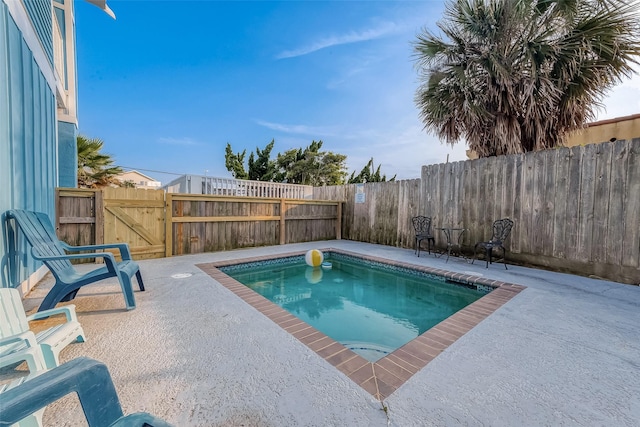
13,241 -> 640,426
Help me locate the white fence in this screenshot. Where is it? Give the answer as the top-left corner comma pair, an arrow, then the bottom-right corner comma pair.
163,175 -> 313,199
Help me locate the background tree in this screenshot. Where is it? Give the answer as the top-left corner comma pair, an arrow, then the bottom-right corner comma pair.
224,143 -> 248,179
225,140 -> 348,185
414,0 -> 640,157
348,158 -> 396,183
272,147 -> 303,183
275,140 -> 347,185
77,135 -> 124,188
248,139 -> 277,181
275,140 -> 323,184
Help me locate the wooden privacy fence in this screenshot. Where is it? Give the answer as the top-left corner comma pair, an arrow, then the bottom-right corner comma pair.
56,187 -> 165,260
313,139 -> 640,284
56,188 -> 342,259
166,194 -> 341,256
312,179 -> 421,249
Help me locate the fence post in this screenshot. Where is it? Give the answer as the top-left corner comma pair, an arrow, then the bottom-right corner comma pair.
55,188 -> 61,232
336,202 -> 342,240
279,198 -> 286,245
94,190 -> 104,247
165,193 -> 173,257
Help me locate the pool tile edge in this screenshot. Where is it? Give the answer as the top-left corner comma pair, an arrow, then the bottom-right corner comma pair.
196,248 -> 525,401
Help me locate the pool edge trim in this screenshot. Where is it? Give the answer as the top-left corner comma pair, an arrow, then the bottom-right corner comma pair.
196,248 -> 525,401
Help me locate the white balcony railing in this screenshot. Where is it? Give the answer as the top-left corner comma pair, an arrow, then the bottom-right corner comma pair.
164,175 -> 313,199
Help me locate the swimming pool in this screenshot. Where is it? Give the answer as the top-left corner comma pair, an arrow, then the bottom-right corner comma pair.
198,249 -> 525,400
221,252 -> 488,362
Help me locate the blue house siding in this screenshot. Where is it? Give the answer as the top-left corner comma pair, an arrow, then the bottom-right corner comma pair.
22,0 -> 53,67
1,1 -> 58,288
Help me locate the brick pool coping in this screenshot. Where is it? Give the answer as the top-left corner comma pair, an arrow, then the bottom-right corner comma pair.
197,248 -> 525,401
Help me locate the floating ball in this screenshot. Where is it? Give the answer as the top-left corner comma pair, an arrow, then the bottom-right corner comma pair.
305,267 -> 323,284
305,249 -> 324,267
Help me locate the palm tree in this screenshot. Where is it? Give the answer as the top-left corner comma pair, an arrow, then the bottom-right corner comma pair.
414,0 -> 640,157
77,135 -> 124,188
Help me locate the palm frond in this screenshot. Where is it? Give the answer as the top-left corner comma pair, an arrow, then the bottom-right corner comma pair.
413,0 -> 640,156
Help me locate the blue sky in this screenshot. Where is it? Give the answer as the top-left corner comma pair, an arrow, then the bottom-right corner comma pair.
75,0 -> 640,185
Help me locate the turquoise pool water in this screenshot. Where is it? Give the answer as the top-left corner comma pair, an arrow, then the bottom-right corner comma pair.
222,254 -> 488,362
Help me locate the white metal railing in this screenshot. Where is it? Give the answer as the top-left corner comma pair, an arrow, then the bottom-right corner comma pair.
163,175 -> 313,199
201,176 -> 313,199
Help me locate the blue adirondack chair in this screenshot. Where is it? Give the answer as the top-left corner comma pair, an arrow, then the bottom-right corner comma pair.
0,357 -> 173,427
5,209 -> 144,312
0,368 -> 46,427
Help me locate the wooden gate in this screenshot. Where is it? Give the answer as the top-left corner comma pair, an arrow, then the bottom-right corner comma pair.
101,187 -> 165,260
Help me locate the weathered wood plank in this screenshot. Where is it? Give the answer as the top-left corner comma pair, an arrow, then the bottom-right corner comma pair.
286,214 -> 337,221
492,156 -> 505,225
433,163 -> 444,227
606,140 -> 628,266
477,160 -> 492,247
461,161 -> 475,246
103,199 -> 165,208
441,162 -> 454,226
552,148 -> 569,259
59,216 -> 95,224
519,152 -> 536,256
420,166 -> 430,217
564,146 -> 581,261
94,191 -> 104,248
336,202 -> 342,240
577,145 -> 596,262
591,143 -> 612,264
56,189 -> 96,198
509,155 -> 524,254
484,157 -> 497,235
622,139 -> 640,268
530,151 -> 543,256
171,215 -> 281,223
501,155 -> 517,253
540,150 -> 556,257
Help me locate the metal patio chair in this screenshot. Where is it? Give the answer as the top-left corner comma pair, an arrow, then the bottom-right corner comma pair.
412,216 -> 435,257
472,218 -> 514,269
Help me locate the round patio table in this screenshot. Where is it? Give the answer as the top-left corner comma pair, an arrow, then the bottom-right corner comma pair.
435,227 -> 468,263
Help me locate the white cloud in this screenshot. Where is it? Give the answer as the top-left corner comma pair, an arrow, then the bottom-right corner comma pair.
596,66 -> 640,120
595,13 -> 640,121
326,65 -> 369,89
275,21 -> 401,59
325,52 -> 385,89
157,137 -> 200,146
337,122 -> 468,180
255,120 -> 340,137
